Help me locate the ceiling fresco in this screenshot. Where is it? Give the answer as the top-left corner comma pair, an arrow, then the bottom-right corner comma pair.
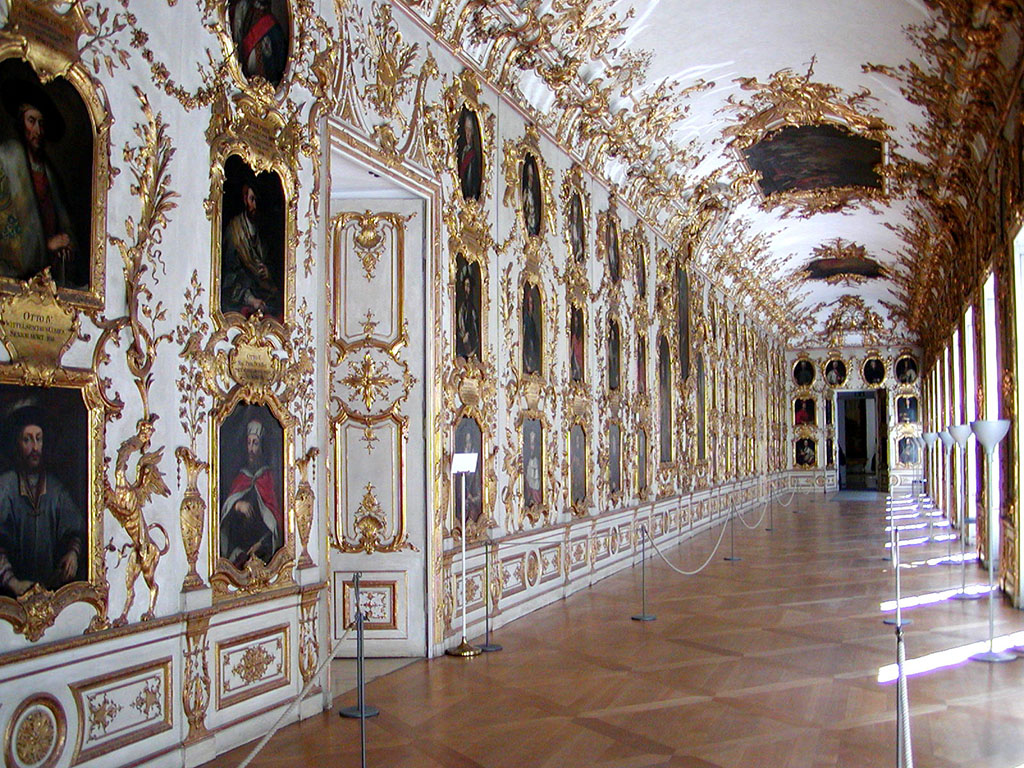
742,124 -> 883,198
401,0 -> 1021,350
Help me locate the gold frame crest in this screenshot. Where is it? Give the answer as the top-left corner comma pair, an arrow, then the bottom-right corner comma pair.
0,366 -> 111,641
0,20 -> 111,310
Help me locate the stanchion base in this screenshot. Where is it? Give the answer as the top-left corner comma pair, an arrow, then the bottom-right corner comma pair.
970,649 -> 1018,663
445,638 -> 482,657
631,613 -> 657,622
479,643 -> 503,653
765,527 -> 773,532
339,704 -> 380,719
723,556 -> 742,561
951,591 -> 985,601
883,617 -> 912,626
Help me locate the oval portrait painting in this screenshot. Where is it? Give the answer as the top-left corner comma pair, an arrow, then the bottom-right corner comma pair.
229,0 -> 290,88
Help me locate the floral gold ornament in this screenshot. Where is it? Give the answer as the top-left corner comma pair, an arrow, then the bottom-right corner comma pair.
5,694 -> 65,768
183,615 -> 211,744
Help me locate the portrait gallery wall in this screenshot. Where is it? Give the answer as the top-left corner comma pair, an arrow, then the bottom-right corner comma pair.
0,3 -> 792,767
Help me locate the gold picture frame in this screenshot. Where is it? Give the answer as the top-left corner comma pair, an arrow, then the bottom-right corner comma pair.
0,23 -> 111,310
0,368 -> 110,641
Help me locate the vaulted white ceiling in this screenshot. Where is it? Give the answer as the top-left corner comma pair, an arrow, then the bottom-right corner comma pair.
609,0 -> 934,347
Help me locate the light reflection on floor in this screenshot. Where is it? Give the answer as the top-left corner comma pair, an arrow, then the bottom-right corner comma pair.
878,631 -> 1024,683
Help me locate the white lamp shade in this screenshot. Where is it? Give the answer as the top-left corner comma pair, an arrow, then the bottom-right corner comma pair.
948,423 -> 973,449
937,430 -> 954,450
913,436 -> 924,449
922,432 -> 939,447
970,419 -> 1011,451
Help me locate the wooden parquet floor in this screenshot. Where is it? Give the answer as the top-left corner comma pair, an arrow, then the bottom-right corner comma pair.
216,493 -> 1024,767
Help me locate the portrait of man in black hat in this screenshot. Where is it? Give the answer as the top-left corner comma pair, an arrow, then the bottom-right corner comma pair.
0,61 -> 92,288
0,394 -> 86,597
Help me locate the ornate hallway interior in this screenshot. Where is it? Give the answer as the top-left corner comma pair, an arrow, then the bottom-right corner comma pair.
217,493 -> 1024,768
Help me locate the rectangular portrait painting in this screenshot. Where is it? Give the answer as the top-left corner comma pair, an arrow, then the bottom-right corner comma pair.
453,416 -> 483,524
219,154 -> 286,322
0,57 -> 97,295
570,423 -> 586,506
0,383 -> 89,597
676,264 -> 690,381
522,418 -> 543,510
218,401 -> 286,570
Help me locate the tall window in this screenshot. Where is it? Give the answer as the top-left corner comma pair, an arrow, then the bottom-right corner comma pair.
982,271 -> 1002,530
963,305 -> 978,540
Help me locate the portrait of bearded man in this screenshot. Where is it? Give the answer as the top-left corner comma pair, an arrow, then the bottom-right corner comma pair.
219,407 -> 284,569
0,399 -> 86,597
0,67 -> 92,289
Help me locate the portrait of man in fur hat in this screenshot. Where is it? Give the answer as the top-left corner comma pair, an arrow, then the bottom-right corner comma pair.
0,397 -> 86,597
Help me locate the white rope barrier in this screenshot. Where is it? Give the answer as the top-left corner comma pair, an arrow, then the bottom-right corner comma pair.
736,497 -> 770,530
237,627 -> 354,768
644,516 -> 731,576
776,490 -> 797,508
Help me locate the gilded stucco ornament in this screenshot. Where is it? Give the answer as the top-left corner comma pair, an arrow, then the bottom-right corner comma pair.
95,88 -> 178,626
175,273 -> 211,592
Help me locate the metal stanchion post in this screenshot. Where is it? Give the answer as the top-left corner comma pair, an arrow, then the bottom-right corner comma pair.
479,541 -> 502,653
766,489 -> 774,532
631,525 -> 656,622
340,573 -> 380,719
447,463 -> 481,657
891,524 -> 914,768
884,520 -> 911,626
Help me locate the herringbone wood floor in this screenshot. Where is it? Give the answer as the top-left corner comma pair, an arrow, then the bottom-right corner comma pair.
214,493 -> 1024,767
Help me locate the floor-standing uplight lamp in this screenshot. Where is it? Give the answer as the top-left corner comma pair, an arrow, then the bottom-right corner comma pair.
937,430 -> 955,563
947,424 -> 981,602
969,418 -> 1015,663
447,451 -> 482,657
